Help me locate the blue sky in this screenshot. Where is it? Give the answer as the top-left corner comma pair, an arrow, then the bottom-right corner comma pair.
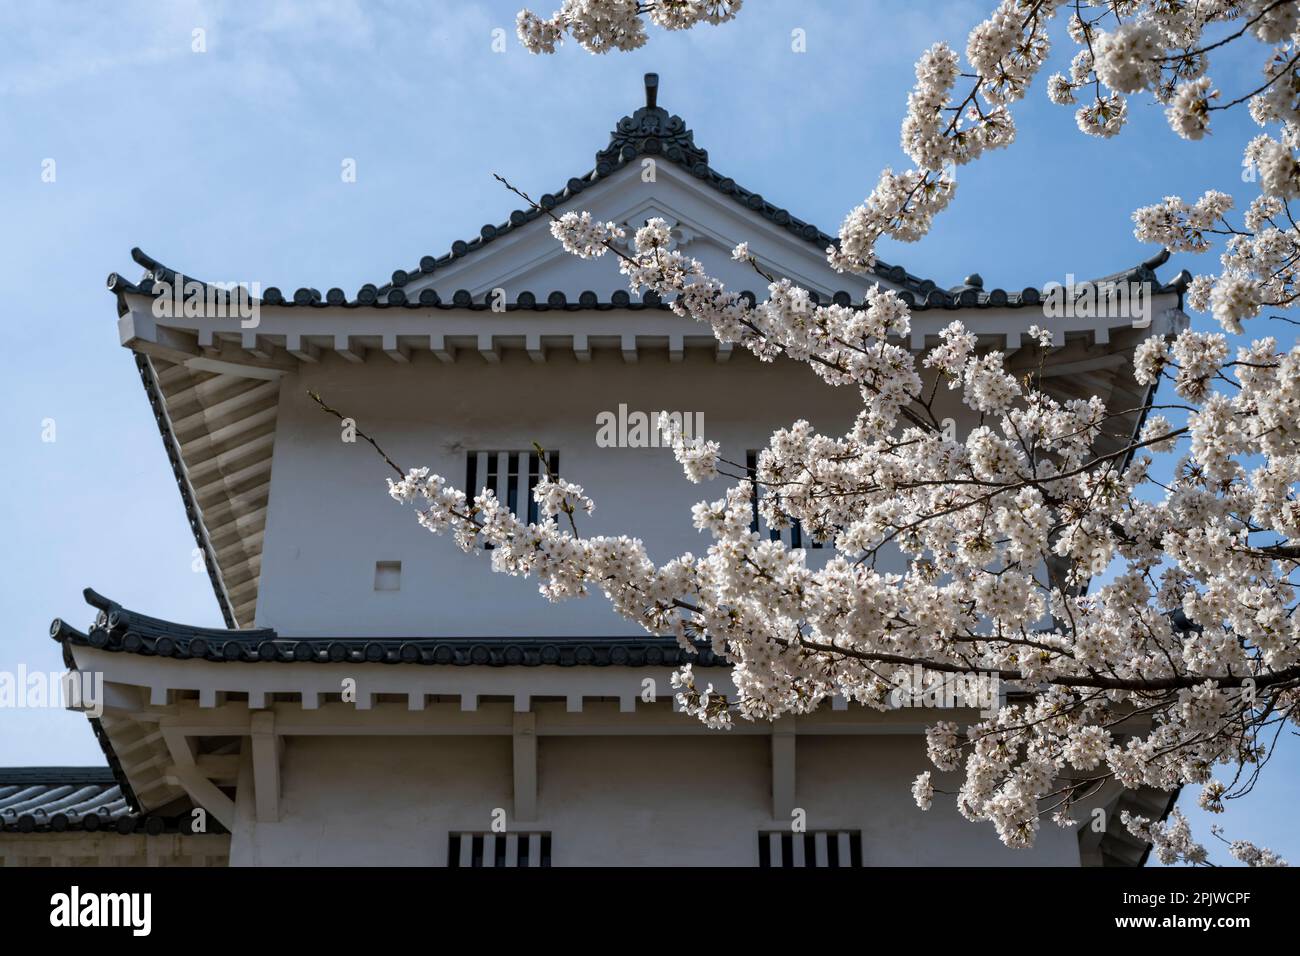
0,0 -> 1294,864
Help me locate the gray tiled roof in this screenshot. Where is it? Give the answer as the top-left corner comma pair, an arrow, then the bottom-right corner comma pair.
0,768 -> 129,833
0,767 -> 224,836
52,588 -> 730,668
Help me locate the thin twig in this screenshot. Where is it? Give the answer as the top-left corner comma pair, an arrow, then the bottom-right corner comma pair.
307,390 -> 406,477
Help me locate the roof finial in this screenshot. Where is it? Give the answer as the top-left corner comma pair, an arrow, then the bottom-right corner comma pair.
645,73 -> 659,110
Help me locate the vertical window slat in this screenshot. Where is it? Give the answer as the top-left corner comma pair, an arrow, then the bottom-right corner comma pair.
527,451 -> 540,524
506,452 -> 519,518
747,450 -> 760,534
792,832 -> 807,867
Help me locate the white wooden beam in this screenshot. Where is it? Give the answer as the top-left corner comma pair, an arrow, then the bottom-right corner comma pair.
382,333 -> 410,363
114,728 -> 165,757
165,763 -> 237,832
120,751 -> 168,776
250,710 -> 282,823
431,334 -> 454,363
286,335 -> 320,363
334,335 -> 365,363
572,334 -> 590,363
98,681 -> 147,716
668,334 -> 684,363
715,342 -> 733,363
161,727 -> 195,770
772,722 -> 796,819
513,712 -> 537,822
477,334 -> 500,364
526,334 -> 546,363
621,334 -> 638,364
241,331 -> 272,361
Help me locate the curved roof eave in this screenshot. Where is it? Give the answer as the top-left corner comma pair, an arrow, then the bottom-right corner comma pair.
109,243 -> 1189,316
53,588 -> 730,669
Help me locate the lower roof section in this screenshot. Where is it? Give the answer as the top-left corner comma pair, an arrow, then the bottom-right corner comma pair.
0,768 -> 212,836
53,588 -> 728,668
45,588 -> 1176,866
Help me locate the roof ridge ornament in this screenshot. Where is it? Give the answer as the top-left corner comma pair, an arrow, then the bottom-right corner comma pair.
596,72 -> 708,174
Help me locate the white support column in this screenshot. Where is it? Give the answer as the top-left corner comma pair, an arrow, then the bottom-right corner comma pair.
250,710 -> 282,823
771,721 -> 796,820
572,334 -> 590,362
477,334 -> 500,364
513,712 -> 537,823
668,334 -> 684,362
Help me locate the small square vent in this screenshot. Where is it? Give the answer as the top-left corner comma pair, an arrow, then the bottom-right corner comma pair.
374,561 -> 401,591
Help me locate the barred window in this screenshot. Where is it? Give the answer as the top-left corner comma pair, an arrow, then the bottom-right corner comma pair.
447,831 -> 551,868
465,449 -> 559,524
758,830 -> 862,867
746,450 -> 823,549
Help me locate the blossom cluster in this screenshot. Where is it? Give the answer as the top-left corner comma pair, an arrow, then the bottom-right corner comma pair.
516,0 -> 741,54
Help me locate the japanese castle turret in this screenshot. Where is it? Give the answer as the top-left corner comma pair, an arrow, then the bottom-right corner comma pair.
5,75 -> 1190,867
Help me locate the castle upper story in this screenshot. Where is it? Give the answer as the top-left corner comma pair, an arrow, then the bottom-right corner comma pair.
104,74 -> 1188,637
